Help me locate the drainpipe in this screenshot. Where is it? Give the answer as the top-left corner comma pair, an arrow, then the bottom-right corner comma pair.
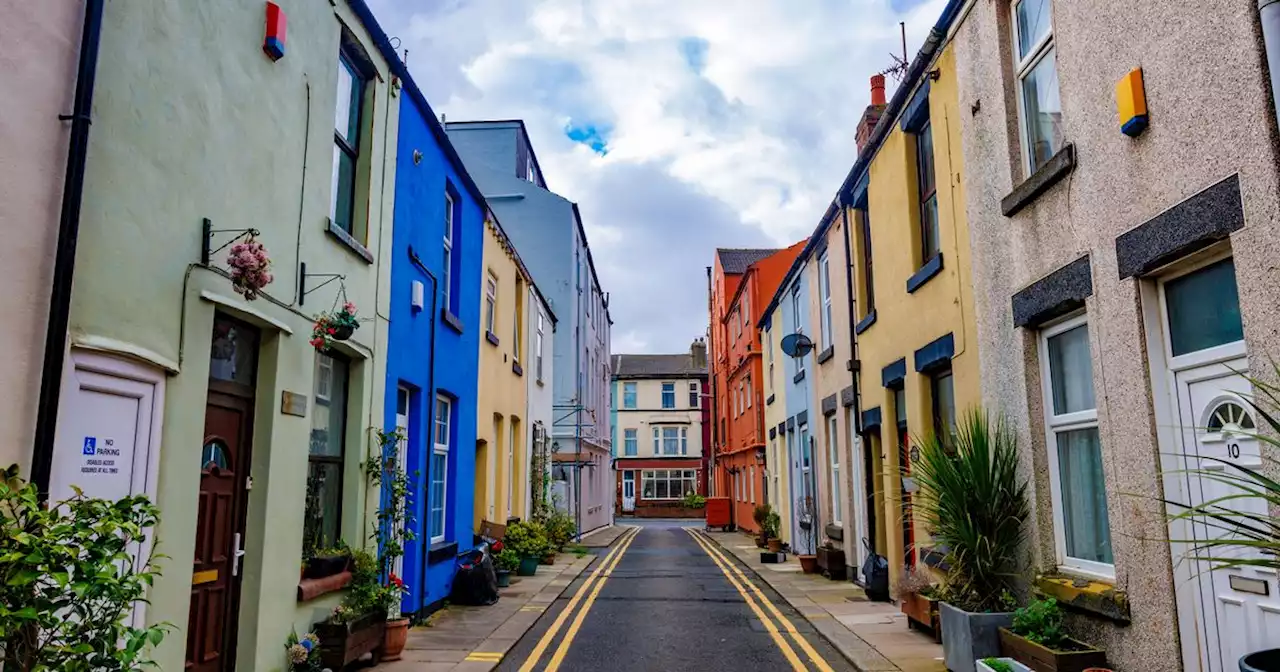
1261,0 -> 1280,133
31,0 -> 107,497
839,203 -> 875,568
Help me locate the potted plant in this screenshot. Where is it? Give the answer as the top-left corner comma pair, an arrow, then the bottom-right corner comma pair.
495,548 -> 520,588
795,496 -> 819,573
285,630 -> 323,671
753,504 -> 772,547
764,511 -> 783,553
302,544 -> 351,579
894,566 -> 941,641
314,549 -> 387,669
365,428 -> 415,662
914,411 -> 1029,672
978,658 -> 1031,672
545,509 -> 578,554
310,302 -> 360,351
505,520 -> 548,576
998,597 -> 1106,672
227,235 -> 273,300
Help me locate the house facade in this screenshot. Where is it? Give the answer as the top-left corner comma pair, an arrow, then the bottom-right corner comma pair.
611,343 -> 709,518
0,0 -> 82,475
526,281 -> 557,521
385,77 -> 486,615
777,260 -> 817,555
954,0 -> 1280,668
444,120 -> 614,535
45,1 -> 400,669
761,303 -> 792,546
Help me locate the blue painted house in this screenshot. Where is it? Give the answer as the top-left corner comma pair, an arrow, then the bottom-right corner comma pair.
384,77 -> 486,615
778,271 -> 816,553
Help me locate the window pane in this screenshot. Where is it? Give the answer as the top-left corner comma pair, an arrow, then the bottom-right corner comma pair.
1165,258 -> 1244,357
894,388 -> 907,425
209,317 -> 258,386
1056,428 -> 1113,564
331,145 -> 356,233
1022,50 -> 1064,171
642,476 -> 655,499
932,372 -> 956,439
921,195 -> 940,260
435,397 -> 450,446
1047,324 -> 1096,415
335,59 -> 355,140
1016,0 -> 1052,60
916,124 -> 936,197
310,354 -> 348,457
430,452 -> 447,537
656,480 -> 669,499
304,461 -> 342,550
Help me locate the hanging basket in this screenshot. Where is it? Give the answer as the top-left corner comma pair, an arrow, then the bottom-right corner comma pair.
311,302 -> 360,351
226,236 -> 273,301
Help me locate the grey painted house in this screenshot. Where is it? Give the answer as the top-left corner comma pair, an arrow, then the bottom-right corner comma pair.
445,120 -> 614,534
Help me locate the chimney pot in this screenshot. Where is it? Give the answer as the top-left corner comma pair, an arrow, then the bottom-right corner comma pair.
870,74 -> 886,106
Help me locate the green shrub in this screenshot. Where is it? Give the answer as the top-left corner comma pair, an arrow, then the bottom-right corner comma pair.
505,520 -> 549,559
1011,597 -> 1067,648
544,511 -> 577,551
752,504 -> 772,527
682,492 -> 707,509
0,467 -> 171,671
981,659 -> 1014,672
762,511 -> 781,539
494,548 -> 520,572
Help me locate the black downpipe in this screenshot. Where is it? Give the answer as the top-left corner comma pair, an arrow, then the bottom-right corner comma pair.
841,205 -> 876,567
31,0 -> 107,496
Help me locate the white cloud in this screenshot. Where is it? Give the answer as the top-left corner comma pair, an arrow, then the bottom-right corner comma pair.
369,0 -> 949,352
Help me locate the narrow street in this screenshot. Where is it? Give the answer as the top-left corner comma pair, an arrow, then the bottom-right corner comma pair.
497,521 -> 854,672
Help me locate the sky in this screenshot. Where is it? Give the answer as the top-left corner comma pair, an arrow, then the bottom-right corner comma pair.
367,0 -> 948,354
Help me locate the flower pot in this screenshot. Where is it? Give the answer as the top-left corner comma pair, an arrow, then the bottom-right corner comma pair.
517,556 -> 539,576
767,538 -> 783,553
1241,649 -> 1280,672
333,323 -> 355,341
797,554 -> 819,574
314,611 -> 385,670
496,569 -> 512,588
977,659 -> 1032,672
540,552 -> 556,565
380,618 -> 410,662
939,601 -> 1014,672
998,627 -> 1107,672
302,554 -> 350,580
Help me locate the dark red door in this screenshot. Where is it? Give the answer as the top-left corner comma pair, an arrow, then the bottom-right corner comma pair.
187,318 -> 257,672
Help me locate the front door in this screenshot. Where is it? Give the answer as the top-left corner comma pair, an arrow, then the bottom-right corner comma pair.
622,471 -> 635,512
848,415 -> 869,574
394,386 -> 410,582
187,316 -> 258,672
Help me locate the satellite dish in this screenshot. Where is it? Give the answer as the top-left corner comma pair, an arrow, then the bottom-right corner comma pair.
780,333 -> 814,358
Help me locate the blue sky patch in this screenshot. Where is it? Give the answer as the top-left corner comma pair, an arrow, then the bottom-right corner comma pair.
678,37 -> 710,74
889,0 -> 932,12
564,121 -> 612,155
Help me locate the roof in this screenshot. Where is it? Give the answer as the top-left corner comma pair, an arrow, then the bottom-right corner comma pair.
611,354 -> 707,379
717,248 -> 781,274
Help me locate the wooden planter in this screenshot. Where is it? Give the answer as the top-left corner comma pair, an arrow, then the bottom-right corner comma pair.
900,592 -> 941,643
998,628 -> 1107,672
816,545 -> 847,581
302,554 -> 350,579
314,612 -> 385,670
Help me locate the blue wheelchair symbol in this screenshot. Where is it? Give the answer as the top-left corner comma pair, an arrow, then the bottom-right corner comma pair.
83,437 -> 96,455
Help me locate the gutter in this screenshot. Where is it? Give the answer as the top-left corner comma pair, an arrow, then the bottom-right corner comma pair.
31,0 -> 107,496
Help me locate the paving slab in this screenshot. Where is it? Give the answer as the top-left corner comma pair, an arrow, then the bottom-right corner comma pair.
703,530 -> 944,672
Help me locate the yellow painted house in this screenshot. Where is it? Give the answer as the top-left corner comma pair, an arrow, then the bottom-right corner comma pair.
842,41 -> 979,585
475,214 -> 536,527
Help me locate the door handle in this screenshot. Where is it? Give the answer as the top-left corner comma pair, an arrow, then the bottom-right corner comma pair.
232,532 -> 247,577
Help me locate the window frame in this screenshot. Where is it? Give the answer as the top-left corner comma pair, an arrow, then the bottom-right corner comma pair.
766,327 -> 775,391
689,381 -> 700,408
623,382 -> 637,409
306,352 -> 350,551
859,208 -> 876,315
536,310 -> 545,380
1037,312 -> 1114,579
828,415 -> 842,525
791,286 -> 805,375
916,122 -> 940,264
431,394 -> 451,543
331,53 -> 366,236
513,277 -> 524,362
1012,0 -> 1061,174
442,191 -> 455,312
930,367 -> 956,442
642,469 -> 697,501
485,272 -> 498,335
623,428 -> 637,456
819,252 -> 833,348
661,381 -> 676,409
745,375 -> 752,409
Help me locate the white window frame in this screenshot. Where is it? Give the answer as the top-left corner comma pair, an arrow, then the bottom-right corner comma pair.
791,286 -> 805,375
1012,0 -> 1059,173
661,381 -> 676,409
642,469 -> 697,501
749,466 -> 756,504
443,192 -> 454,311
828,415 -> 842,525
766,327 -> 774,391
1037,312 -> 1113,579
623,382 -> 637,409
819,252 -> 833,349
536,310 -> 545,380
431,395 -> 451,543
656,426 -> 681,456
623,428 -> 637,456
485,272 -> 497,334
680,426 -> 688,455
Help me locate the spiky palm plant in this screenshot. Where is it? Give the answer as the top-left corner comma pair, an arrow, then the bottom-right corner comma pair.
1162,370 -> 1280,575
913,410 -> 1029,613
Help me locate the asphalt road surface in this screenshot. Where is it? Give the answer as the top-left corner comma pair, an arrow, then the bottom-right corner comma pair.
496,520 -> 855,672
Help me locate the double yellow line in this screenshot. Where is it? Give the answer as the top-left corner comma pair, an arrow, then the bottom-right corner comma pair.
517,526 -> 640,672
686,528 -> 835,672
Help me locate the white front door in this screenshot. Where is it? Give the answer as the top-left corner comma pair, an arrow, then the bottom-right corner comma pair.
1152,254 -> 1280,672
394,386 -> 411,582
848,416 -> 869,574
622,471 -> 636,512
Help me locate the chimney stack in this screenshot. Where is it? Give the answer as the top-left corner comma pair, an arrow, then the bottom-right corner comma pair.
856,74 -> 889,155
691,337 -> 708,370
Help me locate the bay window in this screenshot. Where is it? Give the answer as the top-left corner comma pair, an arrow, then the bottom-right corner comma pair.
642,469 -> 698,500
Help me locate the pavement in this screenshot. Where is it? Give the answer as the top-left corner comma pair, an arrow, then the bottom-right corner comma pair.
702,530 -> 945,672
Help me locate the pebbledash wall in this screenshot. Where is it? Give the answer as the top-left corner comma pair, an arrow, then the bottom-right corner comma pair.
955,0 -> 1280,669
0,0 -> 81,473
51,1 -> 398,669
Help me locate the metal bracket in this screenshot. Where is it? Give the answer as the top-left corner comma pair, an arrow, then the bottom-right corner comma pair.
201,218 -> 261,265
297,261 -> 346,307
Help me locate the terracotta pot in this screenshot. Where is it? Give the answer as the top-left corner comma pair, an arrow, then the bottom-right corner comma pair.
380,618 -> 410,662
540,553 -> 556,566
767,538 -> 783,553
797,554 -> 819,574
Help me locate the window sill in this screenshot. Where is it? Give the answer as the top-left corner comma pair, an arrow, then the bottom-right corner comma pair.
906,253 -> 944,294
792,369 -> 806,384
513,361 -> 523,377
296,571 -> 352,603
816,346 -> 835,364
485,331 -> 500,347
442,309 -> 464,334
427,540 -> 458,566
1034,572 -> 1130,624
1001,143 -> 1076,217
855,310 -> 877,335
325,219 -> 375,264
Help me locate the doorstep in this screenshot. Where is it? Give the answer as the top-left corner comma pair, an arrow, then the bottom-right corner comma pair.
369,552 -> 596,672
702,530 -> 944,672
